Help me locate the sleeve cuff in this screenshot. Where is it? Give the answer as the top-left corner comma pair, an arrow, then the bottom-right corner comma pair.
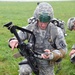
49,52 -> 54,60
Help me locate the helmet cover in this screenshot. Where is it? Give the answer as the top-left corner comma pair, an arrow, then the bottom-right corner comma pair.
67,17 -> 75,31
33,2 -> 54,20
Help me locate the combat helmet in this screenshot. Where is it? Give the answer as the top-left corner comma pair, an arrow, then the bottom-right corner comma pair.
67,17 -> 75,31
33,2 -> 54,23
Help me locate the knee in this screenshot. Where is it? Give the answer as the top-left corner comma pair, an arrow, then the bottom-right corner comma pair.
19,64 -> 32,75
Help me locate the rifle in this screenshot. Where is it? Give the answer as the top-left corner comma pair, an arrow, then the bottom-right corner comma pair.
4,22 -> 41,75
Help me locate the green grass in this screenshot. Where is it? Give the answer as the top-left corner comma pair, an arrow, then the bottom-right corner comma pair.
0,1 -> 75,75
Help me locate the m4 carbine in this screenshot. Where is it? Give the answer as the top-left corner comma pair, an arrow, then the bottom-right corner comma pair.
4,22 -> 41,75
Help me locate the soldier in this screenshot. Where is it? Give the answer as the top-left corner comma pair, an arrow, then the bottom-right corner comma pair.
9,2 -> 67,75
28,10 -> 66,37
67,17 -> 75,63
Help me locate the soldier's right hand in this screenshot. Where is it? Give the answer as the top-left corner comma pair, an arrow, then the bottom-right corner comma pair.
69,49 -> 75,56
9,40 -> 18,50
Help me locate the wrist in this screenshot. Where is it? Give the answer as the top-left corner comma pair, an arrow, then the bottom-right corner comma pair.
49,52 -> 54,60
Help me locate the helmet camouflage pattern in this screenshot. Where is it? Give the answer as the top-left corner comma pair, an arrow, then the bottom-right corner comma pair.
33,2 -> 54,21
67,17 -> 75,31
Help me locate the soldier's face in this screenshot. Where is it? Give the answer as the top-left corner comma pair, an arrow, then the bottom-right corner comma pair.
72,26 -> 75,31
72,21 -> 75,31
38,21 -> 48,30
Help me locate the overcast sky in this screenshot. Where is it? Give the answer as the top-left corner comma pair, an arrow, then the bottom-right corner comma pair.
0,0 -> 73,2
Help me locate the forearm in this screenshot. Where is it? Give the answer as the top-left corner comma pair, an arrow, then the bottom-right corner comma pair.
41,48 -> 66,61
8,31 -> 27,49
51,49 -> 66,61
8,30 -> 27,42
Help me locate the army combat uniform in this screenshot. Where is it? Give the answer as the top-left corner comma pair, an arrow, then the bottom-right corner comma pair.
7,2 -> 67,75
18,21 -> 67,75
67,17 -> 75,63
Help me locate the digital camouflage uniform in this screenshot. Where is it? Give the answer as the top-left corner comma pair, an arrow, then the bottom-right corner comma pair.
17,2 -> 67,75
50,18 -> 66,36
67,17 -> 75,49
67,17 -> 75,63
18,21 -> 67,75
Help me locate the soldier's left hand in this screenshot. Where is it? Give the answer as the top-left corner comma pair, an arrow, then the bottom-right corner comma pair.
41,49 -> 51,59
69,49 -> 75,56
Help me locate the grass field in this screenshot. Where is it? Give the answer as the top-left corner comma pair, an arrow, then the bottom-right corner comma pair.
0,1 -> 75,75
